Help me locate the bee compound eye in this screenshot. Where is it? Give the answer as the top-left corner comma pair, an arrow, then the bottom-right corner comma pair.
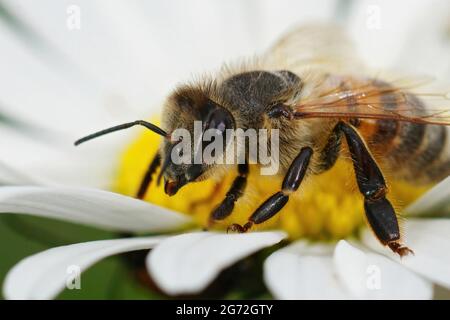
205,104 -> 234,134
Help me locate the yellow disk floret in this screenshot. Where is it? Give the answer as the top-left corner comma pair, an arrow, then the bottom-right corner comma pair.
114,120 -> 431,240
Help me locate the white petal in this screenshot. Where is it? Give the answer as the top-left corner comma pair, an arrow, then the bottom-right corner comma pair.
0,12 -> 112,135
147,231 -> 286,295
0,186 -> 191,232
0,159 -> 44,186
362,219 -> 450,289
405,176 -> 450,217
1,0 -> 340,123
0,124 -> 120,189
264,241 -> 350,299
334,240 -> 432,299
3,236 -> 165,300
347,0 -> 447,69
388,0 -> 450,80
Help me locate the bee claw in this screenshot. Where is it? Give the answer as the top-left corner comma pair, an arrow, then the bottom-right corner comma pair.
388,242 -> 414,258
227,222 -> 253,234
227,224 -> 244,233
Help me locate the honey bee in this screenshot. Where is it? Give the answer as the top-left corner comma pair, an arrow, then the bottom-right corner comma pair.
75,25 -> 450,257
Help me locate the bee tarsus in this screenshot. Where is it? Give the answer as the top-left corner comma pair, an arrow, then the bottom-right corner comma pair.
227,222 -> 253,234
387,242 -> 415,258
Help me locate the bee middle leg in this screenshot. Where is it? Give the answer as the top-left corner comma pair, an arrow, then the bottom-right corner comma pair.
339,122 -> 413,257
228,147 -> 313,233
208,163 -> 249,227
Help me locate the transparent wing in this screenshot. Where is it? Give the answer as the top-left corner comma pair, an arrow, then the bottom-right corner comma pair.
263,24 -> 365,74
265,25 -> 450,126
293,76 -> 450,125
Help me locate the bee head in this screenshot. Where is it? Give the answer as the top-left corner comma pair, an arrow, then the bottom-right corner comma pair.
160,86 -> 235,196
74,84 -> 235,197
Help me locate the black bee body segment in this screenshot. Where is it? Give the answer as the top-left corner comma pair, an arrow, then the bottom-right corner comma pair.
136,153 -> 161,199
317,123 -> 342,173
338,122 -> 413,257
210,163 -> 249,224
228,147 -> 313,233
220,70 -> 302,129
221,70 -> 301,109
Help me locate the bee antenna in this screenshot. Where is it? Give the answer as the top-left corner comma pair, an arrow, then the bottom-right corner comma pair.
74,120 -> 168,146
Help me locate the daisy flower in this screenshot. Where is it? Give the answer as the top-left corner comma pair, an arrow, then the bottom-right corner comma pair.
1,0 -> 450,300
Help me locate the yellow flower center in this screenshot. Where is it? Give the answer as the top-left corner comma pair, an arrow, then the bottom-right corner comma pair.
114,121 -> 431,241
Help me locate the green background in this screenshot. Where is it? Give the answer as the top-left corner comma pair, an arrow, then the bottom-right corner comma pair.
0,214 -> 161,299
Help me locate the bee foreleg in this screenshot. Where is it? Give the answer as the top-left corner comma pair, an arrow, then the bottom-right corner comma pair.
228,147 -> 312,233
209,163 -> 249,227
136,153 -> 161,199
340,122 -> 414,258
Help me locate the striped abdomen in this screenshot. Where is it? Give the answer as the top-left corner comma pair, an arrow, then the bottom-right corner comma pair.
348,80 -> 450,183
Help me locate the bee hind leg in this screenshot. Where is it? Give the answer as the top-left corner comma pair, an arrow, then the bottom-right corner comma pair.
340,122 -> 414,258
228,147 -> 313,233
